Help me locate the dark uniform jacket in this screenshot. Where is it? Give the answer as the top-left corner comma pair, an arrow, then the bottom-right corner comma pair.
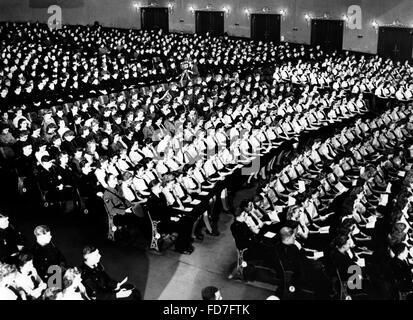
79,262 -> 118,300
390,258 -> 413,293
230,220 -> 255,250
32,242 -> 68,281
102,187 -> 131,218
0,226 -> 26,263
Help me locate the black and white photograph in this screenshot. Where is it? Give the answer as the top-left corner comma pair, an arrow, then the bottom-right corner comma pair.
0,0 -> 413,311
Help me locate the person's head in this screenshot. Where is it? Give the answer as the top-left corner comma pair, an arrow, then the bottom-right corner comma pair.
34,225 -> 52,246
101,136 -> 109,147
51,135 -> 61,147
201,286 -> 222,300
79,159 -> 92,175
106,173 -> 118,189
0,213 -> 9,229
80,126 -> 90,137
58,152 -> 69,166
46,123 -> 57,135
63,130 -> 75,142
63,267 -> 82,290
392,243 -> 409,260
149,179 -> 162,193
121,171 -> 133,185
0,262 -> 17,287
41,155 -> 54,170
21,142 -> 33,156
238,199 -> 252,217
1,124 -> 10,135
286,205 -> 302,221
279,227 -> 295,245
334,234 -> 352,252
17,252 -> 34,273
83,246 -> 101,267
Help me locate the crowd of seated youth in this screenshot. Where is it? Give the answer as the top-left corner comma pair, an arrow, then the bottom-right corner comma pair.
231,100 -> 413,299
0,58 -> 374,255
0,221 -> 141,300
274,53 -> 413,101
2,21 -> 412,115
0,21 -> 293,111
1,21 -> 413,299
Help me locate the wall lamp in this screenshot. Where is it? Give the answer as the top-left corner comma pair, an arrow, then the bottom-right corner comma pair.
304,13 -> 312,27
167,2 -> 175,13
244,8 -> 251,20
223,6 -> 230,17
132,2 -> 141,11
342,14 -> 349,28
372,20 -> 379,33
280,9 -> 287,20
189,6 -> 195,15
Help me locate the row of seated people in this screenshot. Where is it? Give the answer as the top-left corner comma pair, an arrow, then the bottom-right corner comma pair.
0,221 -> 141,300
2,20 -> 412,115
273,54 -> 413,102
230,102 -> 413,299
0,21 -> 300,111
0,67 -> 371,255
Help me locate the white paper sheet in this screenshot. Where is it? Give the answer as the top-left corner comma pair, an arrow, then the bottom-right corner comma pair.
314,251 -> 324,259
398,171 -> 406,177
335,182 -> 348,194
319,226 -> 330,234
298,181 -> 306,193
379,194 -> 389,206
357,258 -> 365,267
288,196 -> 296,206
264,232 -> 276,239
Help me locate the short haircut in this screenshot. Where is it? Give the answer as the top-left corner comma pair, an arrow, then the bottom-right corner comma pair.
63,267 -> 81,289
279,227 -> 294,242
40,154 -> 52,164
0,262 -> 17,282
34,225 -> 50,237
286,205 -> 300,220
121,171 -> 133,181
82,245 -> 97,259
17,251 -> 33,268
201,286 -> 219,300
392,242 -> 406,257
148,179 -> 160,189
333,234 -> 350,249
51,135 -> 61,143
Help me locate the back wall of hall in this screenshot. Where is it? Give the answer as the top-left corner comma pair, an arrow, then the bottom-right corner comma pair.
1,0 -> 412,55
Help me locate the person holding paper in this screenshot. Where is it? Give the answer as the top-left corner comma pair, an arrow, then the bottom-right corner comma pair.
146,179 -> 195,254
79,246 -> 141,300
253,194 -> 281,224
390,243 -> 413,295
286,206 -> 309,241
327,234 -> 367,296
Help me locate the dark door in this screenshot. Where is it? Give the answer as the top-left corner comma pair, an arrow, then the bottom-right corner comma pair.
377,27 -> 413,62
195,11 -> 225,37
251,14 -> 281,43
140,7 -> 169,33
311,19 -> 344,51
